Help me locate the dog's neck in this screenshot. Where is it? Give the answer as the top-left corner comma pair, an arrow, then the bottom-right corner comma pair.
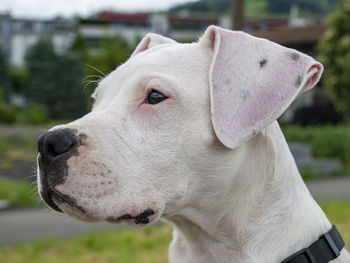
164,121 -> 343,263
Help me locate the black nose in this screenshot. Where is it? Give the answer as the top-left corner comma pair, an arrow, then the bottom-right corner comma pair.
38,128 -> 78,165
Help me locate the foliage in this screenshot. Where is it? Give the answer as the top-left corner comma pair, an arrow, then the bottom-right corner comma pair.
69,32 -> 89,59
23,104 -> 49,124
0,86 -> 17,124
70,34 -> 133,97
87,35 -> 132,74
0,202 -> 349,262
0,103 -> 17,124
170,0 -> 229,14
282,125 -> 350,174
266,0 -> 341,15
25,38 -> 87,119
8,66 -> 28,94
85,35 -> 132,92
54,52 -> 87,118
0,178 -> 40,208
318,0 -> 350,119
25,38 -> 58,112
169,0 -> 341,17
0,46 -> 9,100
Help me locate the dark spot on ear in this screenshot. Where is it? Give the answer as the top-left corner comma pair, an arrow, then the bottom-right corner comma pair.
295,75 -> 302,87
289,52 -> 300,61
259,58 -> 267,68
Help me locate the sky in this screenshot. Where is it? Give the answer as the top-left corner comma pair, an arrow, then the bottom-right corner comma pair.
0,0 -> 194,19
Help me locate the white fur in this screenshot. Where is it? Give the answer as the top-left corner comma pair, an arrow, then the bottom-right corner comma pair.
38,26 -> 349,262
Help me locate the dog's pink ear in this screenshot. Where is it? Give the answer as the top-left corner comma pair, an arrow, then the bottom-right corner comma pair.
131,33 -> 176,57
200,26 -> 323,149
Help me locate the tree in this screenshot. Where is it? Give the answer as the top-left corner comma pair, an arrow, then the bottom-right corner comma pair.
170,0 -> 229,14
266,0 -> 342,15
0,46 -> 9,100
25,38 -> 58,110
318,0 -> 350,119
69,32 -> 89,60
25,38 -> 87,119
54,52 -> 87,119
83,35 -> 133,96
87,35 -> 132,76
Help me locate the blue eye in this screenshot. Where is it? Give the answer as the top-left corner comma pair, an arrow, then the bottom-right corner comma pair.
146,90 -> 168,105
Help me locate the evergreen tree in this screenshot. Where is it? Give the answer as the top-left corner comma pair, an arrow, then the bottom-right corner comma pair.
318,0 -> 350,119
25,38 -> 87,119
25,38 -> 58,110
0,46 -> 9,100
55,52 -> 87,119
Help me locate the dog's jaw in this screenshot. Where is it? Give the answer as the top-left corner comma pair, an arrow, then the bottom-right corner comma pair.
164,121 -> 348,263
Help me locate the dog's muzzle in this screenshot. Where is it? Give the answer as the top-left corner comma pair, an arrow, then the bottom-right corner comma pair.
37,128 -> 82,213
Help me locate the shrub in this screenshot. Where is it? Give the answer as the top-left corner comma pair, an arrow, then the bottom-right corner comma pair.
0,86 -> 17,124
282,125 -> 350,173
24,104 -> 49,124
8,66 -> 28,94
0,102 -> 17,123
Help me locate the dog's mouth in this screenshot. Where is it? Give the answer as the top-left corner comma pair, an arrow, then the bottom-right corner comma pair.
41,186 -> 158,225
40,189 -> 63,212
106,208 -> 156,225
40,188 -> 86,215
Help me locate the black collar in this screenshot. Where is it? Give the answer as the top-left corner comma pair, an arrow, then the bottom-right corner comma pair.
282,225 -> 345,263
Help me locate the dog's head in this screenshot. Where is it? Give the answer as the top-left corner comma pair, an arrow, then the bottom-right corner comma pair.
37,26 -> 322,225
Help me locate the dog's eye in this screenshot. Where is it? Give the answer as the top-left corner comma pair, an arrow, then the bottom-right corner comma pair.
146,90 -> 168,105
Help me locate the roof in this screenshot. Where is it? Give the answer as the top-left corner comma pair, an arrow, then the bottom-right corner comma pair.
245,18 -> 288,30
169,17 -> 218,25
97,12 -> 150,22
251,23 -> 326,46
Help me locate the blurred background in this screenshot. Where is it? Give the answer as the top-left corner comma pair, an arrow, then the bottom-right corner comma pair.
0,0 -> 349,262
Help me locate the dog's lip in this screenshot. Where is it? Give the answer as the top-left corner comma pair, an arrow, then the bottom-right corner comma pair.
106,208 -> 156,225
40,190 -> 63,213
50,191 -> 86,214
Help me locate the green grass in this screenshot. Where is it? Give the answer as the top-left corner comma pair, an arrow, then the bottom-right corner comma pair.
0,225 -> 172,263
0,178 -> 40,208
0,202 -> 349,263
320,201 -> 350,250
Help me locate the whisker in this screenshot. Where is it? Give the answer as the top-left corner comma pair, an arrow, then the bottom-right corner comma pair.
82,74 -> 103,81
86,64 -> 106,77
83,80 -> 100,92
26,174 -> 37,180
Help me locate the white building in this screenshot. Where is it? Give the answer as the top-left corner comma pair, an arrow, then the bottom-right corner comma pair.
0,13 -> 75,66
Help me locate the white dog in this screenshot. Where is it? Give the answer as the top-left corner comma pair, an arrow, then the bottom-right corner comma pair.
37,26 -> 349,262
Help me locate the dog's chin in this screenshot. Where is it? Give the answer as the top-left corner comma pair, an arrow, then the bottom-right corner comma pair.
105,209 -> 161,228
51,197 -> 162,227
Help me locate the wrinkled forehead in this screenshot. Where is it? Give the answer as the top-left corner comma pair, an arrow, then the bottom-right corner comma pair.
93,42 -> 210,105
